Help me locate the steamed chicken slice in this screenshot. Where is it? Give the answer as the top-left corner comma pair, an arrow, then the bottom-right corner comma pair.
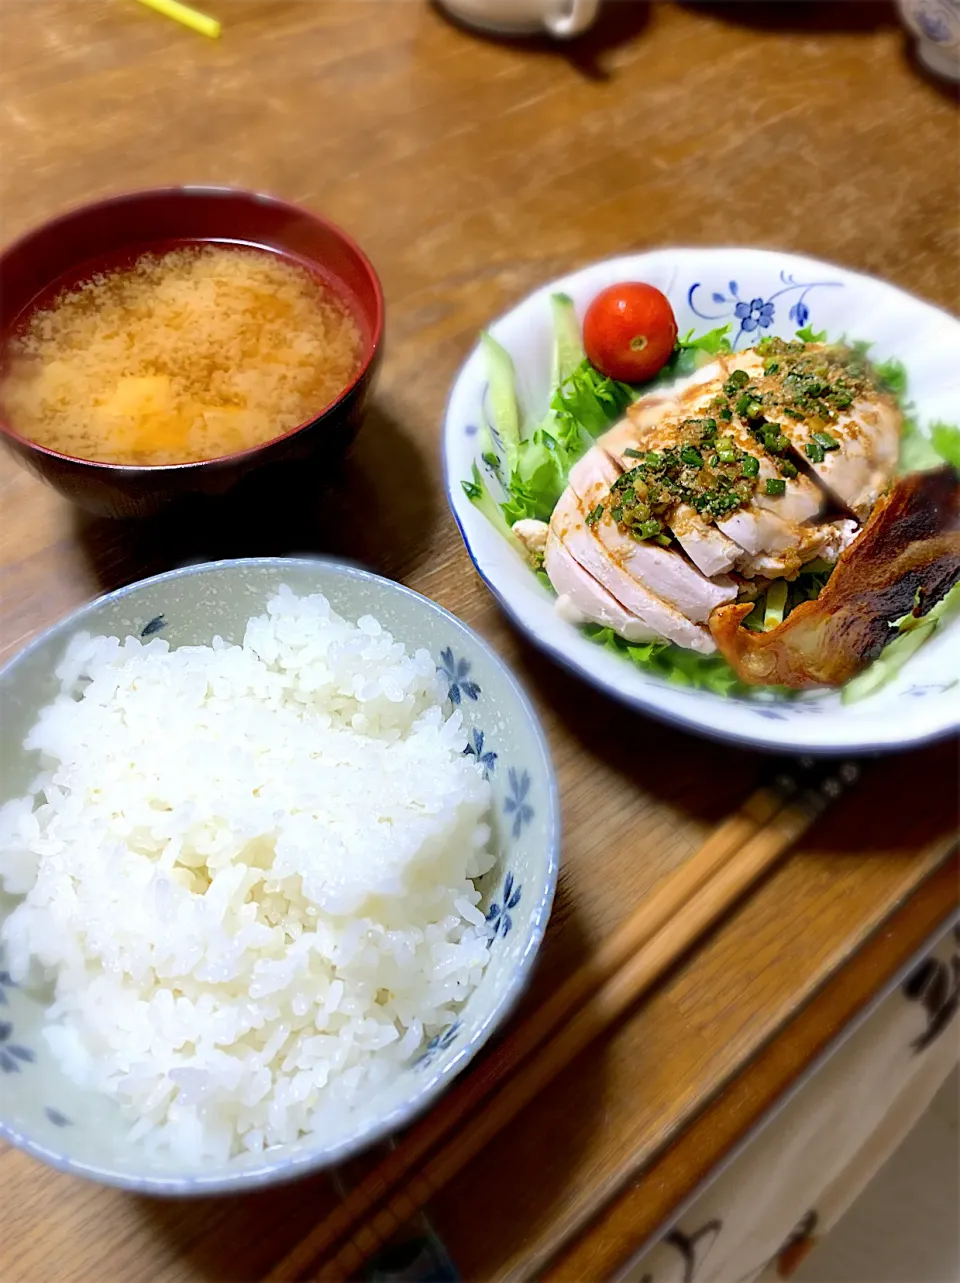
668,502 -> 744,578
784,399 -> 900,521
660,356 -> 826,526
533,334 -> 904,658
543,531 -> 658,642
550,488 -> 716,653
623,371 -> 825,556
567,448 -> 738,623
605,399 -> 821,572
600,418 -> 744,575
724,346 -> 901,521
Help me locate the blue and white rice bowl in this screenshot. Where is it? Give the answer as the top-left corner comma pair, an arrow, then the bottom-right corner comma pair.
0,558 -> 559,1193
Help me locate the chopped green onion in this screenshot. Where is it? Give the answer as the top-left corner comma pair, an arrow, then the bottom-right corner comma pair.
724,369 -> 750,392
612,467 -> 641,492
719,406 -> 733,422
635,518 -> 662,539
645,451 -> 661,466
623,447 -> 644,459
585,504 -> 604,525
765,477 -> 786,496
812,430 -> 840,450
780,459 -> 799,479
655,533 -> 672,546
710,454 -> 720,467
764,360 -> 780,375
805,441 -> 826,463
611,505 -> 623,522
680,445 -> 704,467
741,455 -> 760,477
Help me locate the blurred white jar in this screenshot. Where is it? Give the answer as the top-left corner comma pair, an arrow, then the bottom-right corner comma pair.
896,0 -> 960,79
436,0 -> 600,38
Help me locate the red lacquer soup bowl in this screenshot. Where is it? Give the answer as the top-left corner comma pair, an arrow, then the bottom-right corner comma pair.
0,186 -> 384,518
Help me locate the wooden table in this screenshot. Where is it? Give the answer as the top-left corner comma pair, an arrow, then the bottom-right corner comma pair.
0,3 -> 958,1280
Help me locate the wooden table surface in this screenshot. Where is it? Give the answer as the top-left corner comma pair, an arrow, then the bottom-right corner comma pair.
0,3 -> 958,1281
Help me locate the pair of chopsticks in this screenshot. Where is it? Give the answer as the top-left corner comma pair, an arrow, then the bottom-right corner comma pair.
267,758 -> 860,1282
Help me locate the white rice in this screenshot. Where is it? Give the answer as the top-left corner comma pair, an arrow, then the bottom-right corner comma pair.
0,587 -> 495,1165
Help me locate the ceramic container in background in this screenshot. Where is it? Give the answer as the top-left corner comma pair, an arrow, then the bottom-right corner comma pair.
0,558 -> 559,1193
436,0 -> 599,38
896,0 -> 960,79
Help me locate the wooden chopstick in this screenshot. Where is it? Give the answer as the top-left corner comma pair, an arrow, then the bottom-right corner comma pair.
269,761 -> 857,1282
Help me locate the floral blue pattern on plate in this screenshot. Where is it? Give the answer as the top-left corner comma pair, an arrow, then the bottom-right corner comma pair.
443,248 -> 960,754
688,270 -> 842,345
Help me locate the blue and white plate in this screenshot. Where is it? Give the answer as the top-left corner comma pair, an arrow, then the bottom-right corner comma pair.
443,248 -> 960,754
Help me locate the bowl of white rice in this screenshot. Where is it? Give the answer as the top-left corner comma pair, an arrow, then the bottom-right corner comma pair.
0,558 -> 558,1193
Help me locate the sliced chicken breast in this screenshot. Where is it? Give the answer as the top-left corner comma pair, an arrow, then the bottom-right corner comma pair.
567,448 -> 737,623
604,368 -> 825,566
602,410 -> 811,572
538,337 -> 903,658
544,531 -> 657,642
599,422 -> 746,575
779,399 -> 901,521
666,356 -> 825,525
669,503 -> 743,577
725,344 -> 900,521
551,489 -> 716,653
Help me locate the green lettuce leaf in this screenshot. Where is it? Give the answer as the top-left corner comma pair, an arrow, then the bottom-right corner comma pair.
651,324 -> 732,384
501,430 -> 573,524
796,324 -> 828,343
930,421 -> 960,468
583,625 -> 748,697
551,358 -> 634,441
899,415 -> 943,473
874,356 -> 908,399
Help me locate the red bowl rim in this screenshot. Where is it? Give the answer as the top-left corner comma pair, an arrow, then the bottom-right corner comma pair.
0,185 -> 385,474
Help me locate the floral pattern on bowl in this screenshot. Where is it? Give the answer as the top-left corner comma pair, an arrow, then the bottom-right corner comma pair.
0,559 -> 559,1193
443,247 -> 960,754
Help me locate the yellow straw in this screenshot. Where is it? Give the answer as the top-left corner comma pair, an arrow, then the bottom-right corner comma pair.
134,0 -> 221,38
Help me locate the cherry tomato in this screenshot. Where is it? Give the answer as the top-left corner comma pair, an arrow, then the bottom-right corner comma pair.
583,282 -> 678,383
